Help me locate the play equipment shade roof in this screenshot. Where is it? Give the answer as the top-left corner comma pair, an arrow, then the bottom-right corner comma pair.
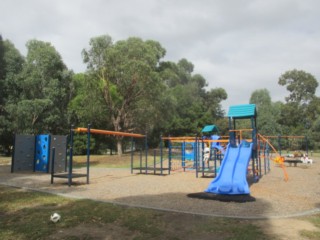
201,125 -> 219,133
227,104 -> 257,119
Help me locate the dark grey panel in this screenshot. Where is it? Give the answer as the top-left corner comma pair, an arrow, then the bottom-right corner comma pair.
12,135 -> 35,172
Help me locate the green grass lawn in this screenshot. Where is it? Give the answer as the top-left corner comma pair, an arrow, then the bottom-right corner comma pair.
1,153 -> 320,239
0,185 -> 269,240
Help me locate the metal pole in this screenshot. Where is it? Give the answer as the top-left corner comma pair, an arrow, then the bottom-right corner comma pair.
68,146 -> 73,187
305,136 -> 308,155
214,149 -> 217,177
278,135 -> 282,156
202,139 -> 205,177
50,147 -> 55,184
86,124 -> 91,184
145,135 -> 148,174
195,135 -> 198,178
182,141 -> 185,171
139,150 -> 142,174
11,135 -> 15,173
131,137 -> 134,174
154,149 -> 156,175
68,125 -> 74,187
168,138 -> 172,172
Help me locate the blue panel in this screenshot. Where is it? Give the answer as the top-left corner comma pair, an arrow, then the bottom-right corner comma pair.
34,135 -> 50,172
184,142 -> 195,160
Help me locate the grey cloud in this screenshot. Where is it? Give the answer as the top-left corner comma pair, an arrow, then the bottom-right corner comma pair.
1,0 -> 320,111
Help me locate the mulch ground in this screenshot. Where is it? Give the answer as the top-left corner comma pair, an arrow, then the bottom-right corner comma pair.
0,157 -> 319,219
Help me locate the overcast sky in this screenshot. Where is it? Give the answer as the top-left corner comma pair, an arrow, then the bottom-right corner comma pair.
1,0 -> 320,111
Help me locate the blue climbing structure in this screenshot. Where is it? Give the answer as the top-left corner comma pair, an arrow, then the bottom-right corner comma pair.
35,135 -> 50,172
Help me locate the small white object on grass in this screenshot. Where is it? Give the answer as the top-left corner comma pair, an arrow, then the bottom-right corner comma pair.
50,213 -> 61,223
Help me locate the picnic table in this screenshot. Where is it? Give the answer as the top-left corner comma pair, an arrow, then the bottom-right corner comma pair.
284,159 -> 303,167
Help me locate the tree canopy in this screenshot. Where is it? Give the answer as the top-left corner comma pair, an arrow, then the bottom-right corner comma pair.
1,34 -> 320,154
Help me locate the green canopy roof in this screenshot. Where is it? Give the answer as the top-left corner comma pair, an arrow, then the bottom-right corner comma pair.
201,125 -> 219,133
227,104 -> 257,119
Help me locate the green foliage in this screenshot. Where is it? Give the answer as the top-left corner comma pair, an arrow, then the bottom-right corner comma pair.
279,69 -> 318,104
68,73 -> 109,128
4,39 -> 73,135
249,89 -> 281,135
0,37 -> 25,149
82,35 -> 169,153
276,69 -> 320,149
157,58 -> 226,137
3,33 -> 320,152
72,134 -> 96,155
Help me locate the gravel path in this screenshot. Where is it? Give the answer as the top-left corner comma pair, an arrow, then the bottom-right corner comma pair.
1,159 -> 319,219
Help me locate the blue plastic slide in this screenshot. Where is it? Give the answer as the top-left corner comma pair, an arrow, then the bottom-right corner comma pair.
205,141 -> 253,195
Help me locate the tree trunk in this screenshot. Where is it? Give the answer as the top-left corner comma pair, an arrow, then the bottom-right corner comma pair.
116,138 -> 123,156
112,111 -> 124,156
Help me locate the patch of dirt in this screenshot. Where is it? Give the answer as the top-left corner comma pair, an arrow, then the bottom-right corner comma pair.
47,223 -> 138,240
255,218 -> 319,240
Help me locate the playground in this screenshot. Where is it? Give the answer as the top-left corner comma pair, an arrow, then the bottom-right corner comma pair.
1,103 -> 320,238
0,153 -> 319,219
3,104 -> 320,219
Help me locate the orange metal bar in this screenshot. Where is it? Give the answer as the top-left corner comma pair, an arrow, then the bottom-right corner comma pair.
161,136 -> 197,140
75,127 -> 145,138
169,139 -> 229,143
229,129 -> 253,132
264,135 -> 305,138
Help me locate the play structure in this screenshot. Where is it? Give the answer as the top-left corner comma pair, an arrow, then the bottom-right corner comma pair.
11,104 -> 299,191
130,135 -> 171,176
205,104 -> 259,195
205,104 -> 290,196
162,126 -> 228,178
51,124 -> 150,186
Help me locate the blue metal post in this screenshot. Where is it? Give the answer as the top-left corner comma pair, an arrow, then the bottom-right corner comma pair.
139,150 -> 142,174
195,135 -> 198,178
154,149 -> 156,175
50,147 -> 55,184
131,137 -> 134,174
145,134 -> 148,174
68,125 -> 74,187
182,141 -> 185,171
86,124 -> 91,184
168,138 -> 172,172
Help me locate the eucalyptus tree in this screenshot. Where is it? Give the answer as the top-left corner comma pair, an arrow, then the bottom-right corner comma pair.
158,58 -> 227,136
68,73 -> 109,128
278,69 -> 318,104
6,40 -> 72,134
304,96 -> 320,149
249,89 -> 281,135
82,35 -> 166,154
0,37 -> 25,153
68,73 -> 110,154
278,69 -> 319,136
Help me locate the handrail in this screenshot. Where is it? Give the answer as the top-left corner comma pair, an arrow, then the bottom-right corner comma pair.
74,127 -> 145,138
258,134 -> 289,181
